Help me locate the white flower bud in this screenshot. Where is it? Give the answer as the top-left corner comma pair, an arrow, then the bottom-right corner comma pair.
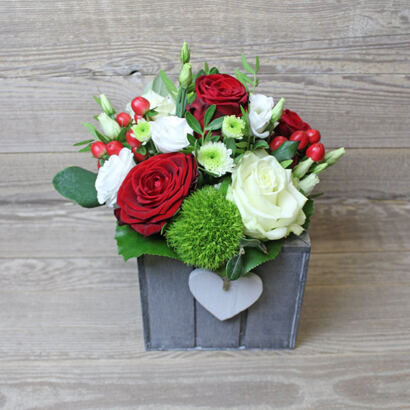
100,94 -> 115,115
298,173 -> 320,196
97,113 -> 121,139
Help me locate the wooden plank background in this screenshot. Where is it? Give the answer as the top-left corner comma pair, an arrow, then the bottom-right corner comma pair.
0,0 -> 409,408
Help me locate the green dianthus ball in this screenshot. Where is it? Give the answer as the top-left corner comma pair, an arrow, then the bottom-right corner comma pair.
166,186 -> 244,270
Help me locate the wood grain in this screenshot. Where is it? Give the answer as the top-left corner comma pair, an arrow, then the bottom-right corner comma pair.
1,74 -> 410,153
0,353 -> 409,409
0,1 -> 409,77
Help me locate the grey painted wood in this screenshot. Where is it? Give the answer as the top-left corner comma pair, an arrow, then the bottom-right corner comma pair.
137,235 -> 310,350
139,255 -> 195,349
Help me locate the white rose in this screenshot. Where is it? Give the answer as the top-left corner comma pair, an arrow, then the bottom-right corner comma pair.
248,93 -> 274,139
227,150 -> 308,240
95,148 -> 135,208
151,116 -> 192,153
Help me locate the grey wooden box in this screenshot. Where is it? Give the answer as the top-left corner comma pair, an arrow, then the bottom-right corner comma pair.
137,233 -> 310,350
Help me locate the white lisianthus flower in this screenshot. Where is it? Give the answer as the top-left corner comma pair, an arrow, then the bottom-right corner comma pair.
151,116 -> 192,153
248,93 -> 274,139
227,150 -> 308,240
197,141 -> 234,177
97,112 -> 121,139
95,148 -> 135,208
142,89 -> 176,118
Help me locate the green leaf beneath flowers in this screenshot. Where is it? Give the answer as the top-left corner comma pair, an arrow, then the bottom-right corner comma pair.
280,159 -> 293,169
254,140 -> 270,150
242,240 -> 283,274
302,199 -> 315,230
52,166 -> 101,208
225,253 -> 244,281
115,224 -> 182,262
185,111 -> 203,135
272,141 -> 299,162
73,139 -> 94,146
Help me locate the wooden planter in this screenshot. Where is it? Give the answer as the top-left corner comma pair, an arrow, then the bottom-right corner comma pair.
137,233 -> 310,350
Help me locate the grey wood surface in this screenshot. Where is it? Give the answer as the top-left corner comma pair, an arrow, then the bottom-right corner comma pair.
1,0 -> 410,408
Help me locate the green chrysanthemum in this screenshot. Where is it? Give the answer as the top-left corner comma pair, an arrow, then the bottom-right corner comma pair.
222,115 -> 245,139
131,120 -> 151,143
166,186 -> 244,270
197,141 -> 234,176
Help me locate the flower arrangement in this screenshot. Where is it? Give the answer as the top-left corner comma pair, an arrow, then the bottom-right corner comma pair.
53,43 -> 344,286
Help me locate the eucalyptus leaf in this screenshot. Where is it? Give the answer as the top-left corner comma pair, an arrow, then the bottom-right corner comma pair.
272,141 -> 299,162
185,111 -> 203,135
115,224 -> 182,262
52,167 -> 101,208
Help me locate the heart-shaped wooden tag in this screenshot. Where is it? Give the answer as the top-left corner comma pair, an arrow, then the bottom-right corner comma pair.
188,269 -> 263,321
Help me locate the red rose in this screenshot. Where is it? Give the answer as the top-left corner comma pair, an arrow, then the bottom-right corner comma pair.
188,74 -> 248,127
115,153 -> 197,236
275,109 -> 311,138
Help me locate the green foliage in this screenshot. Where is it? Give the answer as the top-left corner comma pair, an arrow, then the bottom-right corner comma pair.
242,240 -> 283,274
271,141 -> 299,162
303,199 -> 315,230
115,224 -> 182,262
166,187 -> 244,270
52,167 -> 101,208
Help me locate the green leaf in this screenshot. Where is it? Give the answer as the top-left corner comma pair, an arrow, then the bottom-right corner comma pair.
159,70 -> 178,96
236,141 -> 248,148
205,116 -> 224,131
82,123 -> 109,143
209,67 -> 219,74
226,253 -> 244,281
73,139 -> 94,146
219,176 -> 231,196
78,144 -> 92,153
272,141 -> 299,162
143,80 -> 153,94
187,133 -> 197,146
203,105 -> 216,127
242,240 -> 283,274
241,54 -> 254,74
115,224 -> 182,262
240,238 -> 268,254
254,140 -> 270,150
52,167 -> 101,208
93,95 -> 102,108
234,153 -> 244,164
151,73 -> 170,98
303,199 -> 315,230
224,137 -> 236,156
204,61 -> 209,74
255,56 -> 260,73
234,69 -> 253,86
280,159 -> 293,169
185,111 -> 203,135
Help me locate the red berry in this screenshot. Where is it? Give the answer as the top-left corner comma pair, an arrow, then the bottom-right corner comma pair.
132,147 -> 147,162
131,97 -> 150,116
290,131 -> 308,150
306,129 -> 321,144
306,142 -> 325,162
116,112 -> 132,127
269,136 -> 287,151
126,129 -> 141,149
134,114 -> 143,124
91,141 -> 107,159
106,141 -> 123,156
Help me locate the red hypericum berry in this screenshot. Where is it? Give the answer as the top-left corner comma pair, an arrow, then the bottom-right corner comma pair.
131,97 -> 150,116
126,129 -> 141,149
290,131 -> 308,150
91,141 -> 107,159
269,136 -> 287,151
132,147 -> 147,162
106,141 -> 123,156
306,142 -> 325,162
116,112 -> 132,127
134,114 -> 143,124
306,129 -> 321,144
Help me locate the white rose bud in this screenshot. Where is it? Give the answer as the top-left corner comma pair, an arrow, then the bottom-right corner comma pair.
151,115 -> 192,153
95,148 -> 135,207
249,93 -> 275,139
97,112 -> 121,139
100,94 -> 115,115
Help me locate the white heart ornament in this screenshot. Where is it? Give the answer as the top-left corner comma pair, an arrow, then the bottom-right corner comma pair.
189,269 -> 263,321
